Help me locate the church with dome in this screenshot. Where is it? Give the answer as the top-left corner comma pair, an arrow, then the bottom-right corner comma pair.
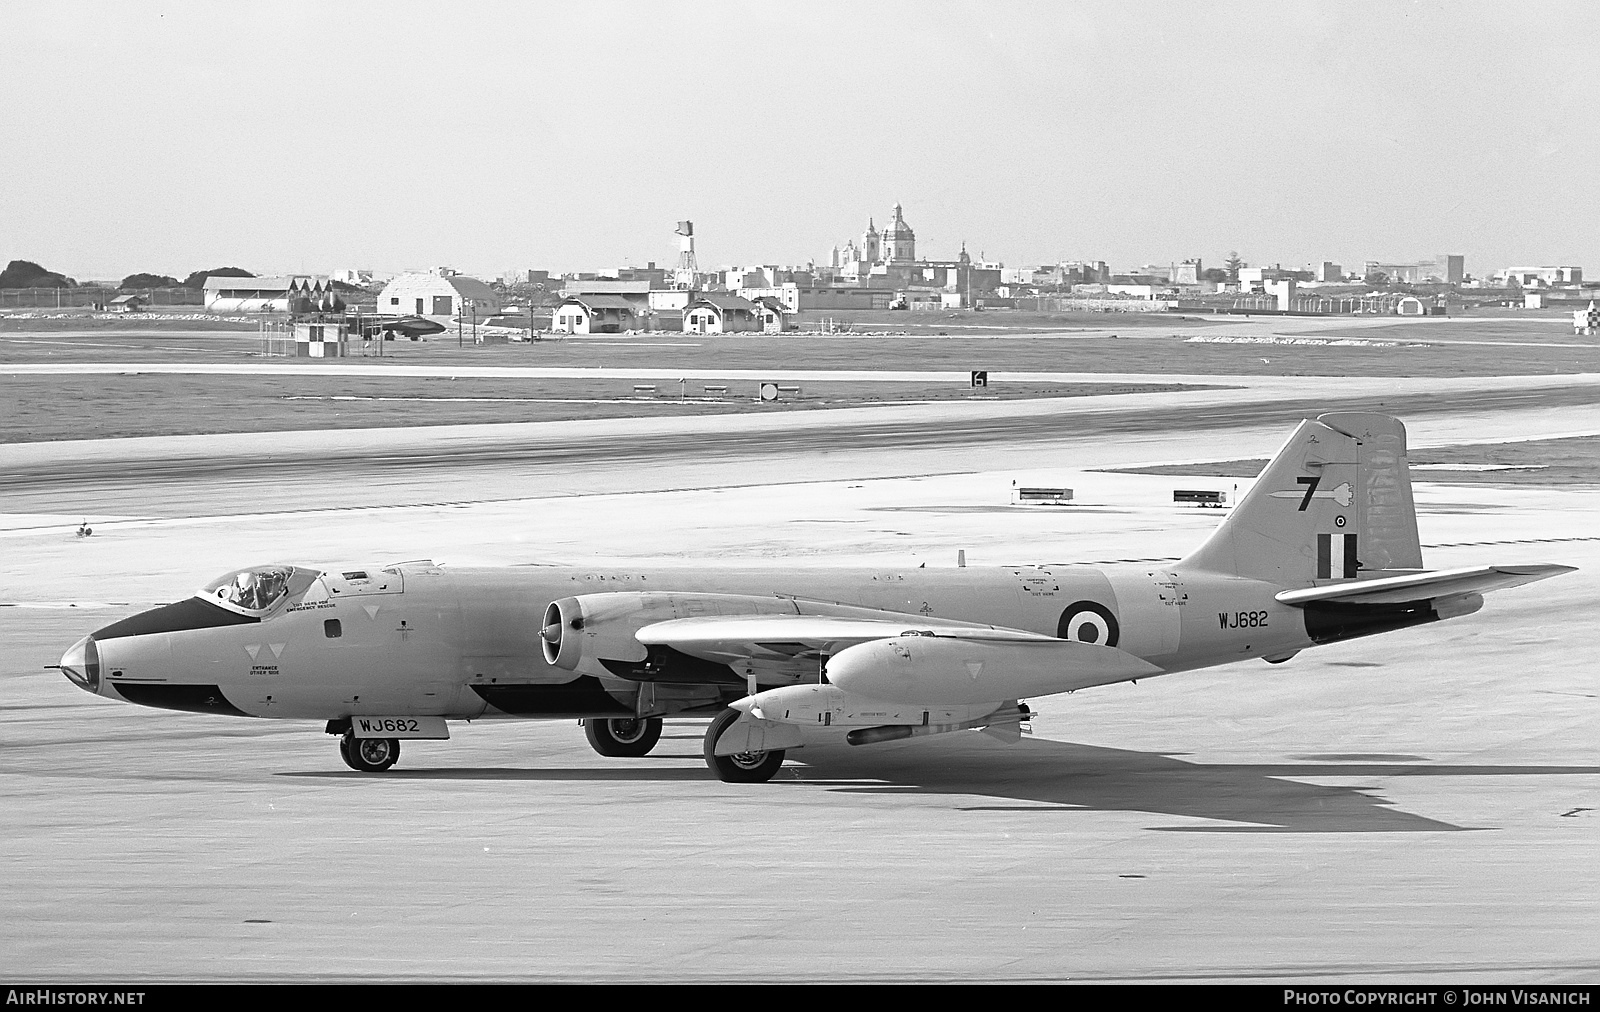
826,203 -> 997,300
831,202 -> 918,275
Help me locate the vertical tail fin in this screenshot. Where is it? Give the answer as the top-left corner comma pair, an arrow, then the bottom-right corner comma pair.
1180,412 -> 1422,584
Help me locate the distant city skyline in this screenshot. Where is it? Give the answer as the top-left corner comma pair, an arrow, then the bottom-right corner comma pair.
5,1 -> 1597,282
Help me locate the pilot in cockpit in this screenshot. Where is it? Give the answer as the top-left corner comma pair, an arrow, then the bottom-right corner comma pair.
223,567 -> 290,612
254,569 -> 287,609
232,571 -> 259,610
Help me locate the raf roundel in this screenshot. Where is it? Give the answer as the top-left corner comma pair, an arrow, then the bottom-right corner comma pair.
1057,600 -> 1120,647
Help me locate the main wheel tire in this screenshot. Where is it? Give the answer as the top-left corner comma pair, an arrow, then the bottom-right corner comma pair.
584,717 -> 663,757
342,734 -> 399,772
703,707 -> 785,783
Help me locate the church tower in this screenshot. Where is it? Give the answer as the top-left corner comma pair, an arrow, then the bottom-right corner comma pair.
881,202 -> 915,263
862,218 -> 880,264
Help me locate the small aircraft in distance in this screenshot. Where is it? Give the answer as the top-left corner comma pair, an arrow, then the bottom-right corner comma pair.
378,315 -> 446,338
58,413 -> 1572,782
346,315 -> 448,340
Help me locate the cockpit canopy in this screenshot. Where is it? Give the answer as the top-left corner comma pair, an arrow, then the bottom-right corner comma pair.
201,565 -> 320,615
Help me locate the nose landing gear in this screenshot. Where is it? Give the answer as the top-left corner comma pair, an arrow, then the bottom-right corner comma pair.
340,733 -> 400,772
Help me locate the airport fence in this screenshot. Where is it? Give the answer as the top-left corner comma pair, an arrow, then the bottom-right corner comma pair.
0,286 -> 205,309
1012,296 -> 1176,313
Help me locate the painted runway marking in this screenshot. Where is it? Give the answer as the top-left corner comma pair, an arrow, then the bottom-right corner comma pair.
284,395 -> 746,405
1424,535 -> 1600,548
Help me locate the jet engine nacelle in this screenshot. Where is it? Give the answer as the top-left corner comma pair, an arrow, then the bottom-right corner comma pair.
825,634 -> 1161,706
541,592 -> 802,677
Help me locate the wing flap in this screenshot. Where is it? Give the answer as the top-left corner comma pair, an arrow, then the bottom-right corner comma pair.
1275,564 -> 1575,607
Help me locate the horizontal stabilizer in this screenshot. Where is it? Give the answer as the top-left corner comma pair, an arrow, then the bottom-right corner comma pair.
636,614 -> 1055,665
1275,564 -> 1575,607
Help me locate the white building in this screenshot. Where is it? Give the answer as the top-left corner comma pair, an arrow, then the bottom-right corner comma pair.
683,295 -> 763,334
551,294 -> 645,334
751,297 -> 790,333
330,268 -> 375,286
736,284 -> 801,313
376,272 -> 500,319
1265,278 -> 1297,311
1497,266 -> 1583,287
203,275 -> 338,314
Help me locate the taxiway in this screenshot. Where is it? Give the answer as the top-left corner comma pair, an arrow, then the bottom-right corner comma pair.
1,364 -> 1595,983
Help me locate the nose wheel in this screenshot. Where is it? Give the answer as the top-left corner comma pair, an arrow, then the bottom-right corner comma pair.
340,733 -> 400,772
583,717 -> 663,757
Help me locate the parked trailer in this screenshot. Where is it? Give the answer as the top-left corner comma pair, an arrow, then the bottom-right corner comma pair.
1014,487 -> 1074,506
1174,489 -> 1227,508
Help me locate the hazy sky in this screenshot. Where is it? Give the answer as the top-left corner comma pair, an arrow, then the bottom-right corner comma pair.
4,0 -> 1596,282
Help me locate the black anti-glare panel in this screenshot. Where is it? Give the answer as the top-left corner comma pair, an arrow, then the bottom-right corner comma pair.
94,597 -> 258,641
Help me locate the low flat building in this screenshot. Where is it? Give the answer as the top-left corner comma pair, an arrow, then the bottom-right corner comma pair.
204,275 -> 339,314
1363,256 -> 1464,284
551,294 -> 645,334
376,272 -> 500,319
1265,278 -> 1297,311
751,296 -> 790,333
684,295 -> 763,334
648,289 -> 693,313
561,279 -> 652,297
736,285 -> 799,313
792,286 -> 896,311
1497,266 -> 1583,287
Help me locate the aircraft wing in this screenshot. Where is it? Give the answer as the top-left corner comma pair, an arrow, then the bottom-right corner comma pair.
1275,564 -> 1575,607
636,614 -> 1057,665
640,613 -> 1161,704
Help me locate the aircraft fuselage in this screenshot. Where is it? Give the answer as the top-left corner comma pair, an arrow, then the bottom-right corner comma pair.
74,560 -> 1325,724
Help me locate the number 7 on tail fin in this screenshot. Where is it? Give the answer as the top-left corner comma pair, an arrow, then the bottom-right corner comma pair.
1181,412 -> 1422,586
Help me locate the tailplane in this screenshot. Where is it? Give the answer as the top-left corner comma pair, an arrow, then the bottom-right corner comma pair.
1181,412 -> 1422,584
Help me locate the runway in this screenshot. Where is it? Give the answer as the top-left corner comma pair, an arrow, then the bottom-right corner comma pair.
5,370 -> 1598,518
1,368 -> 1596,982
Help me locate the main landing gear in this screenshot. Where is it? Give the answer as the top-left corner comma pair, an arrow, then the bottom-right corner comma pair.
702,708 -> 785,783
583,717 -> 663,757
340,733 -> 400,772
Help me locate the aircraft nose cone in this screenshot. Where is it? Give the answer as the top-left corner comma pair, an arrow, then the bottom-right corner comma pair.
60,635 -> 101,693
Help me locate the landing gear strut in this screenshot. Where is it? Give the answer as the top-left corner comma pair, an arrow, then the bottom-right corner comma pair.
341,733 -> 400,772
584,717 -> 663,757
703,708 -> 785,783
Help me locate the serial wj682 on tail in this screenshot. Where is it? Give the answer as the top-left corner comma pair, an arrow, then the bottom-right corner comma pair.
59,413 -> 1572,782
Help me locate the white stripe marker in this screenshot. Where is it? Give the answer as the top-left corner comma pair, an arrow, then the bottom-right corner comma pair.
1270,481 -> 1354,507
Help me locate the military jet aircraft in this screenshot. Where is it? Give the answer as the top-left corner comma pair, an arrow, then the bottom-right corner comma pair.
346,315 -> 448,340
58,412 -> 1572,782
